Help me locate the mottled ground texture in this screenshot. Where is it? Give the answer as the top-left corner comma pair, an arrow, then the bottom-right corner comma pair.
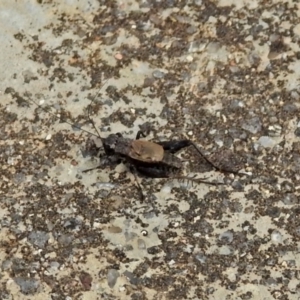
1,0 -> 300,299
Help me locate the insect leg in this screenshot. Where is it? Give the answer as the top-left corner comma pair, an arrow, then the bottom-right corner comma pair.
136,130 -> 147,140
136,125 -> 151,139
172,176 -> 225,186
129,166 -> 145,201
156,140 -> 192,153
136,165 -> 170,178
158,140 -> 228,173
82,165 -> 102,173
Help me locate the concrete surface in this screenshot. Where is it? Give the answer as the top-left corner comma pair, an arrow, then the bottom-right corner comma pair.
1,0 -> 300,299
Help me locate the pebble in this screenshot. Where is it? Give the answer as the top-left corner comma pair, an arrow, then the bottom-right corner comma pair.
57,234 -> 73,246
257,136 -> 278,148
13,172 -> 26,184
28,231 -> 49,249
241,116 -> 262,134
281,194 -> 298,205
271,230 -> 283,243
45,134 -> 52,140
219,230 -> 234,244
1,259 -> 12,271
152,70 -> 165,79
268,124 -> 282,137
195,252 -> 207,263
137,238 -> 146,249
14,277 -> 40,294
115,53 -> 123,60
94,182 -> 117,190
107,269 -> 119,288
219,246 -> 233,255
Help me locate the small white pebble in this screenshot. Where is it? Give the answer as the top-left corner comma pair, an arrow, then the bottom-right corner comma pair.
119,286 -> 126,292
45,134 -> 52,140
160,183 -> 172,193
168,260 -> 175,266
19,140 -> 25,145
281,261 -> 287,267
186,55 -> 193,62
193,216 -> 200,222
141,230 -> 148,236
271,230 -> 283,243
7,279 -> 15,286
172,222 -> 180,228
219,15 -> 227,23
188,131 -> 193,136
7,157 -> 15,165
39,100 -> 45,105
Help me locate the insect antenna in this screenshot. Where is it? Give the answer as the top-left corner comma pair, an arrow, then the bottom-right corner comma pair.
187,141 -> 220,170
188,141 -> 241,175
23,93 -> 100,138
86,81 -> 108,144
191,142 -> 246,175
173,175 -> 225,186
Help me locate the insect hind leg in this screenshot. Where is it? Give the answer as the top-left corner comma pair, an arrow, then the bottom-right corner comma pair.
157,140 -> 192,153
157,140 -> 222,172
136,130 -> 151,140
136,165 -> 171,178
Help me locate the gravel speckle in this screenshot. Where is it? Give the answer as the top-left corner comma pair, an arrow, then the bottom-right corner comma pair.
257,136 -> 278,148
219,230 -> 234,244
152,70 -> 166,79
271,230 -> 283,244
107,269 -> 119,288
14,278 -> 40,295
241,116 -> 262,134
28,230 -> 49,249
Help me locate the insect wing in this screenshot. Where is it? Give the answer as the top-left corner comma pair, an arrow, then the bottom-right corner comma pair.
129,140 -> 164,162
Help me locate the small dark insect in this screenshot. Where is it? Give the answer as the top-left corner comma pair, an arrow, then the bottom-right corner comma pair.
89,130 -> 226,181
84,88 -> 243,184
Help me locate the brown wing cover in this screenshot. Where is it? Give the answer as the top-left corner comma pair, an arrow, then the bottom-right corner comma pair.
129,140 -> 164,162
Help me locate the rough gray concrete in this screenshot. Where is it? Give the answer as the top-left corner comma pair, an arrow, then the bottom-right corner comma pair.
1,0 -> 300,299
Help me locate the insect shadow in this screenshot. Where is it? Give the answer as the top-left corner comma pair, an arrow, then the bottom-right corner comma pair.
20,83 -> 243,200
